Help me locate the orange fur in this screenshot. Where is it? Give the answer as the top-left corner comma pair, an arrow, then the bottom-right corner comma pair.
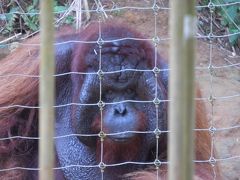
0,23 -> 219,179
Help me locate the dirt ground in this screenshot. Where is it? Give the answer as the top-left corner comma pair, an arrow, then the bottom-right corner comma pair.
0,0 -> 239,179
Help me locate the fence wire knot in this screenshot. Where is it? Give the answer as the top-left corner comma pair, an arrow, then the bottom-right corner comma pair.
208,33 -> 214,42
96,6 -> 102,14
208,95 -> 215,105
152,36 -> 160,46
154,159 -> 162,169
209,157 -> 216,166
98,130 -> 106,141
153,97 -> 161,105
154,128 -> 161,139
111,3 -> 118,12
97,70 -> 104,80
97,37 -> 104,48
98,162 -> 106,172
152,3 -> 160,15
208,2 -> 215,13
98,100 -> 105,110
208,64 -> 214,76
209,126 -> 216,135
153,66 -> 161,75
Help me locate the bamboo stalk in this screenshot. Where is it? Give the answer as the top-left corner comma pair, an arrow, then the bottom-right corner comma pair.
168,0 -> 196,179
39,0 -> 55,179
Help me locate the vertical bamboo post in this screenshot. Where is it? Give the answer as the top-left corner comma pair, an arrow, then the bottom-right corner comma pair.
168,0 -> 196,180
39,0 -> 55,180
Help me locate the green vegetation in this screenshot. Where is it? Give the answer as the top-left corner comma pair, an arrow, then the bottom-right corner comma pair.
0,0 -> 73,34
1,0 -> 239,48
200,0 -> 240,47
213,0 -> 240,46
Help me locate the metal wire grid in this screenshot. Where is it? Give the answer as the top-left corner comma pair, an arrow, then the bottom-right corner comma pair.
0,0 -> 239,179
0,1 -> 240,43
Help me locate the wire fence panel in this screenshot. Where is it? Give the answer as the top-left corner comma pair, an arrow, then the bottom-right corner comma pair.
0,0 -> 239,180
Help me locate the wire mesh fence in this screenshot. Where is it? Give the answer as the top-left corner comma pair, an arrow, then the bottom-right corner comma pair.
0,0 -> 239,179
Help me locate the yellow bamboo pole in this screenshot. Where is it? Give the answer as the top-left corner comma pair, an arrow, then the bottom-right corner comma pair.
39,0 -> 55,180
168,0 -> 196,179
